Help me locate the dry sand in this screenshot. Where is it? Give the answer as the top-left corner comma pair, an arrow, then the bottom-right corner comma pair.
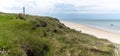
61,21 -> 120,44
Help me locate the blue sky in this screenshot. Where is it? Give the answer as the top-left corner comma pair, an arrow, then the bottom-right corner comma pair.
0,0 -> 120,20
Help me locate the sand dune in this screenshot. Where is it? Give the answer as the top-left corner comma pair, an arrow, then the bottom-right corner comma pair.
61,21 -> 120,44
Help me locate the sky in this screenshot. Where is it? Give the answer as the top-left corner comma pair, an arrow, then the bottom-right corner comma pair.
0,0 -> 120,20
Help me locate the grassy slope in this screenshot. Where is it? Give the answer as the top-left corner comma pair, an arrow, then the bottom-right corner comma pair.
0,12 -> 116,56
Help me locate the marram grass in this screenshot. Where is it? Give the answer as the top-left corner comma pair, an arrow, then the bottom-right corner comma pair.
0,12 -> 116,56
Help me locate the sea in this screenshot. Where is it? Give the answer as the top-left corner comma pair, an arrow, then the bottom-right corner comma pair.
61,19 -> 120,34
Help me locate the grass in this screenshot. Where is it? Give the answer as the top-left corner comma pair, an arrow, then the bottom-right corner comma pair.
0,12 -> 116,56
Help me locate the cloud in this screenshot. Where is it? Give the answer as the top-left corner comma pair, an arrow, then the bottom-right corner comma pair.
0,0 -> 120,15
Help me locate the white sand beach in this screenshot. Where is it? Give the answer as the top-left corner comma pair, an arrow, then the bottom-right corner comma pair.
61,21 -> 120,44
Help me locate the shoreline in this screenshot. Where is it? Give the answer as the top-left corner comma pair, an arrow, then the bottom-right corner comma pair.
85,24 -> 120,35
61,21 -> 120,44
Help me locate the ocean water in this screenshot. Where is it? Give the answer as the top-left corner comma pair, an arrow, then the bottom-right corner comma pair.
62,19 -> 120,34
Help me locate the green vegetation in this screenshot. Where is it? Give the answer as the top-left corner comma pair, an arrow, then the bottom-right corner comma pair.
0,12 -> 116,56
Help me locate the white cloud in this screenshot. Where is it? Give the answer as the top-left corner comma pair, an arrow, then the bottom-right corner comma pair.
0,0 -> 120,14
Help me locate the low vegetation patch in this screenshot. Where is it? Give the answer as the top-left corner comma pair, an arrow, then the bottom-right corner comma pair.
0,12 -> 116,56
